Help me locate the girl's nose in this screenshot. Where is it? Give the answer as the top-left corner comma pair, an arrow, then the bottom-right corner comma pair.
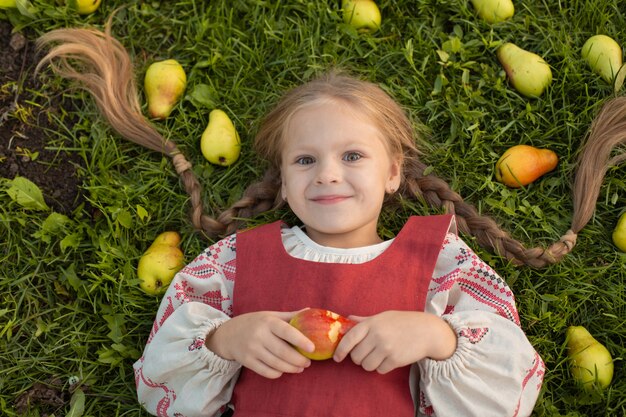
315,159 -> 341,184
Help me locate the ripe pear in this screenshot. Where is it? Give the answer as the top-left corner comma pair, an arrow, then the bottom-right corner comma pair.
144,59 -> 187,120
342,0 -> 381,33
566,326 -> 614,390
582,34 -> 623,83
497,43 -> 552,98
60,0 -> 102,14
0,0 -> 17,8
470,0 -> 514,23
495,144 -> 558,188
612,212 -> 626,252
137,231 -> 185,295
200,109 -> 241,166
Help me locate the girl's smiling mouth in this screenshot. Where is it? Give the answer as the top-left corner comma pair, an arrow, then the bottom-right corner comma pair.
310,195 -> 351,204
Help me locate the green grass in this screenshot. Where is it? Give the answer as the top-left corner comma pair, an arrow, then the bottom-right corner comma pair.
1,0 -> 625,415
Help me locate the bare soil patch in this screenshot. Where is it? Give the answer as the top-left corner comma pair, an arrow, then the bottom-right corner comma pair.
0,20 -> 83,215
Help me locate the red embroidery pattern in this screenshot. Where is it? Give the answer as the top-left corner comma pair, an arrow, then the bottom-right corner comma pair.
135,361 -> 176,416
432,247 -> 520,326
419,390 -> 435,416
459,327 -> 489,344
443,304 -> 455,315
512,352 -> 545,417
188,337 -> 205,351
147,297 -> 176,344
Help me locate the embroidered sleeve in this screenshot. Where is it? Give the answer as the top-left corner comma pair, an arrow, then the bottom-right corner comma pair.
417,233 -> 544,417
133,234 -> 241,417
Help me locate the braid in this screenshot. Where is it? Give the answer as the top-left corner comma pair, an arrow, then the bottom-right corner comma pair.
401,152 -> 577,268
400,91 -> 626,268
36,14 -> 282,239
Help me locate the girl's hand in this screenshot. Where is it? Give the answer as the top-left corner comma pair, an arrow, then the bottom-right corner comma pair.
333,311 -> 457,374
206,310 -> 315,379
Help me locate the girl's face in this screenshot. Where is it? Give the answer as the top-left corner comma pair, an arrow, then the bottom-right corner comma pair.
280,100 -> 401,248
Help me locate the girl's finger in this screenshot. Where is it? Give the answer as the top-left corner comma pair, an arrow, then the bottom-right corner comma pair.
265,336 -> 312,369
347,315 -> 367,322
257,346 -> 307,375
359,349 -> 385,372
334,324 -> 367,362
349,339 -> 376,366
375,357 -> 397,375
272,320 -> 315,354
248,357 -> 284,380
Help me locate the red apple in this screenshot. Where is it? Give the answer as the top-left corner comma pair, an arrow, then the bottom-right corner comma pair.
289,308 -> 356,360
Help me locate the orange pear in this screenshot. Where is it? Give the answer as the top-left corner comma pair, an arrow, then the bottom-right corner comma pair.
495,145 -> 558,188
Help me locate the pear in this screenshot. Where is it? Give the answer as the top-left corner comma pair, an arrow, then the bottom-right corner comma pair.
612,212 -> 626,252
0,0 -> 17,8
60,0 -> 102,14
144,59 -> 187,120
137,231 -> 185,295
566,326 -> 614,390
495,145 -> 558,188
470,0 -> 514,23
200,109 -> 241,166
582,34 -> 623,83
342,0 -> 381,33
497,43 -> 552,98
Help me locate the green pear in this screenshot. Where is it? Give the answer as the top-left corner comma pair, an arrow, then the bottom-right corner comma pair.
200,109 -> 241,166
497,43 -> 552,98
57,0 -> 102,14
612,212 -> 626,252
144,59 -> 187,119
342,0 -> 381,33
566,326 -> 614,391
470,0 -> 514,23
0,0 -> 17,8
137,231 -> 185,295
582,34 -> 623,83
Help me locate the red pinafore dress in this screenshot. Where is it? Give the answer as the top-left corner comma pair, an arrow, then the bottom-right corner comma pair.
231,215 -> 452,417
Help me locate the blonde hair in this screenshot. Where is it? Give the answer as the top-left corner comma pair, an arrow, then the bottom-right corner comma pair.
36,18 -> 626,268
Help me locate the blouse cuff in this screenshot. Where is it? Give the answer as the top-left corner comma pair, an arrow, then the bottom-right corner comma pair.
418,314 -> 473,379
196,317 -> 241,376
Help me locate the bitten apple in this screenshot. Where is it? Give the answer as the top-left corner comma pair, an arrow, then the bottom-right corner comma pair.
289,308 -> 356,360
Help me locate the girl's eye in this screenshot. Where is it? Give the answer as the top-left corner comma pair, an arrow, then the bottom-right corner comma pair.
296,156 -> 315,165
343,152 -> 362,162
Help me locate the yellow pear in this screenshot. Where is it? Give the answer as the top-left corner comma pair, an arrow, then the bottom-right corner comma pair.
144,59 -> 187,120
342,0 -> 381,33
200,109 -> 241,166
61,0 -> 102,14
582,34 -> 623,83
470,0 -> 514,23
566,326 -> 614,390
137,231 -> 185,295
0,0 -> 17,8
497,43 -> 552,98
495,145 -> 558,188
612,212 -> 626,252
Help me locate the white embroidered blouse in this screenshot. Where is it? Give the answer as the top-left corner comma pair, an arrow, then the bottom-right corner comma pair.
133,223 -> 544,417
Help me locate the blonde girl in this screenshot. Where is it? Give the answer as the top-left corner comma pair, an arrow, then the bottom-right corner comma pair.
36,18 -> 626,417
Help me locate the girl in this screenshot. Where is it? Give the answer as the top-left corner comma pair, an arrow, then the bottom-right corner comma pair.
36,18 -> 626,417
